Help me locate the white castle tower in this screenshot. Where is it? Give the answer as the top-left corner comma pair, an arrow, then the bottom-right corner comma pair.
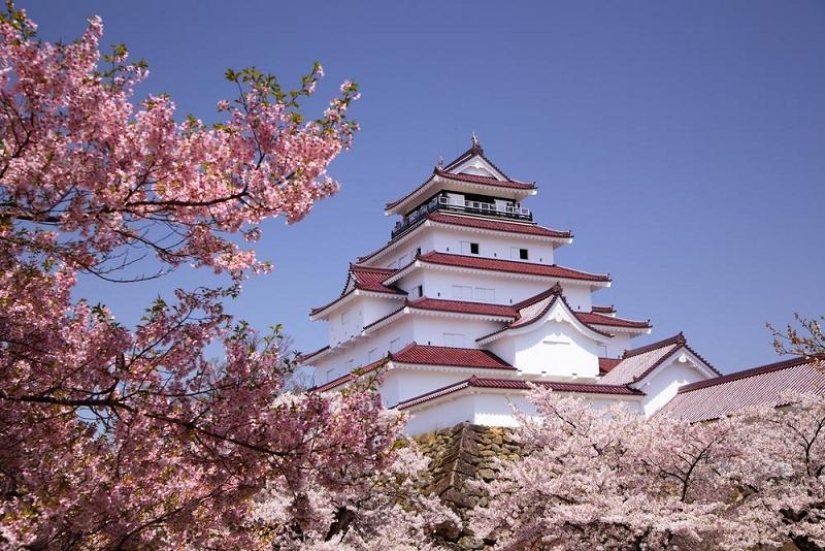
299,138 -> 720,434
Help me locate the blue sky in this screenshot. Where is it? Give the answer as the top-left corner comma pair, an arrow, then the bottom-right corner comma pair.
21,1 -> 825,373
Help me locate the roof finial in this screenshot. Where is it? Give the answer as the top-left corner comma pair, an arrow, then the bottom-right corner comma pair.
470,132 -> 483,154
437,155 -> 444,169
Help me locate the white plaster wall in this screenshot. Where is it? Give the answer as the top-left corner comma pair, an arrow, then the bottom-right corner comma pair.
326,296 -> 404,347
637,360 -> 711,416
411,317 -> 502,348
361,296 -> 405,328
487,338 -> 517,366
310,317 -> 416,382
404,391 -> 643,435
369,232 -> 435,269
431,228 -> 556,265
405,268 -> 595,310
404,394 -> 478,435
381,369 -> 478,407
327,305 -> 363,347
512,320 -> 601,378
603,333 -> 634,358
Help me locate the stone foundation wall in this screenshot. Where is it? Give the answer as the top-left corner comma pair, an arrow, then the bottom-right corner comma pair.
414,422 -> 525,549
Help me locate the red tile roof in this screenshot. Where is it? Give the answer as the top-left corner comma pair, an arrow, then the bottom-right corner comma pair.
310,356 -> 390,392
309,265 -> 406,317
599,333 -> 720,386
310,344 -> 516,393
385,168 -> 535,211
296,345 -> 330,364
356,211 -> 571,266
659,356 -> 825,422
350,265 -> 404,294
442,142 -> 513,180
426,211 -> 572,239
576,312 -> 651,330
599,357 -> 622,374
478,285 -> 615,343
406,297 -> 518,318
407,251 -> 611,283
432,168 -> 535,189
397,376 -> 643,409
312,372 -> 355,393
592,305 -> 616,315
390,343 -> 515,370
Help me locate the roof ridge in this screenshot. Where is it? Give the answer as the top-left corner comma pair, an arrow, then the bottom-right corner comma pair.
414,251 -> 611,282
352,264 -> 395,273
622,332 -> 686,358
512,283 -> 564,310
678,354 -> 825,394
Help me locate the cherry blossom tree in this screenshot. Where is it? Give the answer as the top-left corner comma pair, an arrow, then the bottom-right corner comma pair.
472,386 -> 825,551
0,5 -> 445,549
768,313 -> 825,358
470,388 -> 738,550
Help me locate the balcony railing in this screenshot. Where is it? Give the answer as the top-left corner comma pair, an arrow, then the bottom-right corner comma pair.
392,195 -> 532,238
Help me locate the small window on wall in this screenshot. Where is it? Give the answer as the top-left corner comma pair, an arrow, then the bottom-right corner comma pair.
443,333 -> 465,347
415,285 -> 424,298
475,287 -> 495,302
461,241 -> 480,255
511,247 -> 529,260
452,285 -> 473,300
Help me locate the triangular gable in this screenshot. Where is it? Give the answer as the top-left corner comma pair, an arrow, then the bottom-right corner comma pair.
659,356 -> 825,422
599,333 -> 718,386
310,264 -> 406,319
442,135 -> 512,181
477,285 -> 611,345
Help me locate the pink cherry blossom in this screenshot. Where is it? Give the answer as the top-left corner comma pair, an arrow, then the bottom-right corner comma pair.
0,5 -> 448,549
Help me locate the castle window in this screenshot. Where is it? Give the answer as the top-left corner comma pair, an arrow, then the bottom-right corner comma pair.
452,285 -> 473,300
461,241 -> 480,255
475,287 -> 495,302
415,285 -> 423,298
512,247 -> 529,260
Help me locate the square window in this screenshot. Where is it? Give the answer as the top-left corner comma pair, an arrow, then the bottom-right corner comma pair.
520,248 -> 529,260
452,285 -> 473,300
470,243 -> 480,255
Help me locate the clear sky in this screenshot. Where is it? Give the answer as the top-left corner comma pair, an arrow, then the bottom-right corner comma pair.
20,0 -> 825,374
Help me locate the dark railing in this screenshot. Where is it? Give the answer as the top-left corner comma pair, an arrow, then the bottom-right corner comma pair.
391,196 -> 532,238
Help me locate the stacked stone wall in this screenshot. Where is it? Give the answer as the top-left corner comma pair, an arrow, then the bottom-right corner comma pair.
414,423 -> 524,549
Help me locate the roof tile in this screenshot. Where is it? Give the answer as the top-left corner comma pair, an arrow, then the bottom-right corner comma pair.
659,356 -> 825,422
412,252 -> 611,283
391,343 -> 515,370
398,376 -> 643,409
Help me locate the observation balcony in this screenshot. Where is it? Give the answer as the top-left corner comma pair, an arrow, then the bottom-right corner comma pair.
391,195 -> 532,239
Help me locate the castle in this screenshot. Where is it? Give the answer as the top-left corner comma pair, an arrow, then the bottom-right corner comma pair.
299,137 -> 821,434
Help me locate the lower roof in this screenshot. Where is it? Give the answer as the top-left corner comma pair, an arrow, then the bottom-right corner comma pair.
397,375 -> 643,410
658,355 -> 825,422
